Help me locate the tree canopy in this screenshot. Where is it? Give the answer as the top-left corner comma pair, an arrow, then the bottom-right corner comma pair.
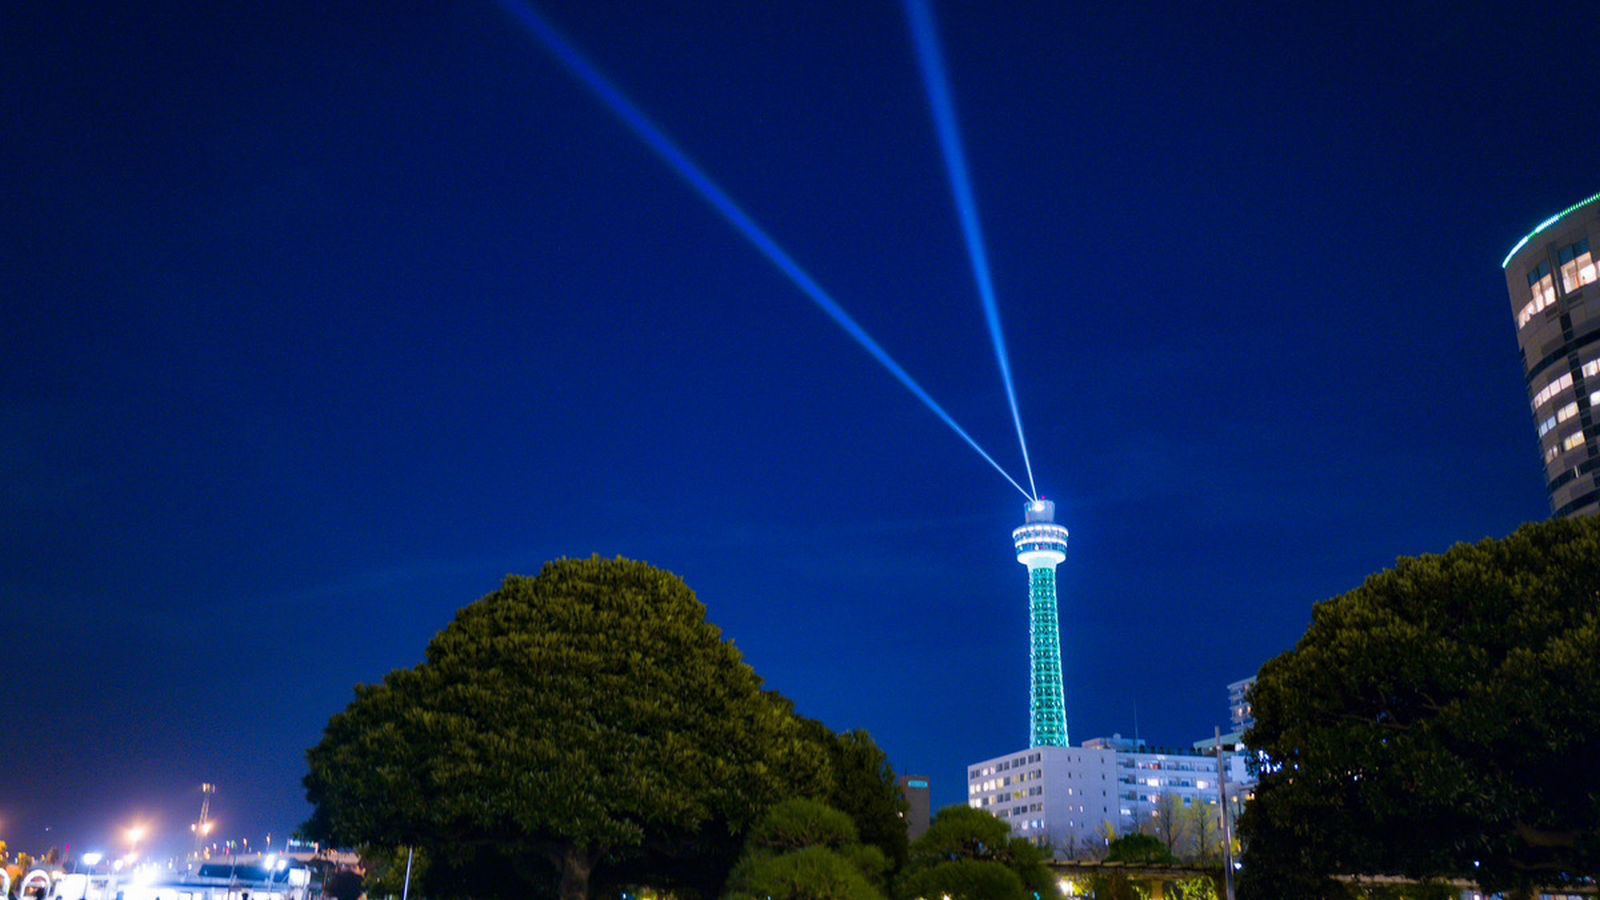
898,806 -> 1056,899
896,860 -> 1027,900
1104,833 -> 1176,865
745,798 -> 860,855
797,720 -> 910,868
304,556 -> 829,899
724,799 -> 886,900
1238,517 -> 1600,899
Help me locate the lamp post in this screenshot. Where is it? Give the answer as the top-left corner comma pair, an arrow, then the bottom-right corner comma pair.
1214,726 -> 1236,900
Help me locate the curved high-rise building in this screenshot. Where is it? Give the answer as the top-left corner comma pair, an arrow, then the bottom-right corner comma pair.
1503,190 -> 1600,518
1012,499 -> 1069,747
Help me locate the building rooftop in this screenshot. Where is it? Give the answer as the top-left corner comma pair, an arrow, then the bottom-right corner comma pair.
1502,189 -> 1600,268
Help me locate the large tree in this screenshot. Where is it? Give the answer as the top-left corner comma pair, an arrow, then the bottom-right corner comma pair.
1238,518 -> 1600,899
797,719 -> 910,869
304,557 -> 829,899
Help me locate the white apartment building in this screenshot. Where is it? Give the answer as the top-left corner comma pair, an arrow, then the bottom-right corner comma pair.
967,737 -> 1252,857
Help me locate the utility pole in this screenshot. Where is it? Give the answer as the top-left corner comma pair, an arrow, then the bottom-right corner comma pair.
1215,726 -> 1237,900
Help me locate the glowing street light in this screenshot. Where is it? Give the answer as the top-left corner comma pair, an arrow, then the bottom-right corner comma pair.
125,824 -> 148,863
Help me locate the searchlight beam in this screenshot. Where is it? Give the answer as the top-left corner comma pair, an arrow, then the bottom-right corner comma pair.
496,0 -> 1031,498
904,0 -> 1039,499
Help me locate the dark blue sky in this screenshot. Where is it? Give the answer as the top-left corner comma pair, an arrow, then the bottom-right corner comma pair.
3,0 -> 1594,858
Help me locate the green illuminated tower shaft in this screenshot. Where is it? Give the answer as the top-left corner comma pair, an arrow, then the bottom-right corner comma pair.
1013,500 -> 1069,747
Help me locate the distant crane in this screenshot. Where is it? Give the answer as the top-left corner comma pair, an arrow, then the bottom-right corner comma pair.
191,783 -> 216,862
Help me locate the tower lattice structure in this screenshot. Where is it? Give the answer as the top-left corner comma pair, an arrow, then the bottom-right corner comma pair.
1013,499 -> 1069,747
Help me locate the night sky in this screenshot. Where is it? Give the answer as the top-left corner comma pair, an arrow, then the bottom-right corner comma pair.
4,1 -> 1596,859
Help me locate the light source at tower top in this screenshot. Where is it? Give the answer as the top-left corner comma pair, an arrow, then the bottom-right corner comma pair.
1015,499 -> 1068,566
1013,498 -> 1069,747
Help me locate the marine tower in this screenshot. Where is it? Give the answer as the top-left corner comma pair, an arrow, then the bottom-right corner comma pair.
1013,499 -> 1070,746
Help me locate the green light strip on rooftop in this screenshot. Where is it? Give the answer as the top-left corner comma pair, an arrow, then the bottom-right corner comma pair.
1502,190 -> 1600,269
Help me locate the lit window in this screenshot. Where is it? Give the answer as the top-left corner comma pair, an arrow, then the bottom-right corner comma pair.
1591,391 -> 1600,407
1519,261 -> 1557,328
1558,402 -> 1579,423
1534,372 -> 1574,409
1585,360 -> 1600,380
1539,416 -> 1557,437
1559,240 -> 1597,293
1562,431 -> 1585,452
1547,445 -> 1559,463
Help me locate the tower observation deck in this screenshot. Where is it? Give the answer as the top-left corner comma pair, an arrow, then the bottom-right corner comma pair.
1013,499 -> 1069,747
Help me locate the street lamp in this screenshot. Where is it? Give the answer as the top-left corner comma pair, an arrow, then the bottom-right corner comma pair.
126,824 -> 148,862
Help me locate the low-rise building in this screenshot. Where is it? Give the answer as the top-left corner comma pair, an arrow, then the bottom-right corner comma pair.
967,678 -> 1259,858
966,740 -> 1250,857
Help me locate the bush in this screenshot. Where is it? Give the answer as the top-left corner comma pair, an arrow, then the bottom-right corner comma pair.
901,806 -> 1056,898
840,844 -> 890,891
1105,834 -> 1176,865
748,798 -> 860,854
896,860 -> 1028,900
724,846 -> 883,900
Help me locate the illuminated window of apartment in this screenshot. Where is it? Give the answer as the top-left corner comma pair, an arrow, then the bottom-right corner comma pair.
1534,372 -> 1574,409
1562,431 -> 1586,452
1557,401 -> 1579,423
1546,444 -> 1560,463
1559,240 -> 1597,293
1539,415 -> 1557,437
1519,262 -> 1557,328
1584,359 -> 1600,380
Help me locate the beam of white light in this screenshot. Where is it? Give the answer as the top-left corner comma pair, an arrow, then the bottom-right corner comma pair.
496,0 -> 1031,498
904,0 -> 1039,499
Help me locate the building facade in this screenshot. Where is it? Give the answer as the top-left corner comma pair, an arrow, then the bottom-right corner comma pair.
1193,676 -> 1257,752
966,740 -> 1251,857
1228,676 -> 1255,733
1503,190 -> 1600,517
897,774 -> 932,841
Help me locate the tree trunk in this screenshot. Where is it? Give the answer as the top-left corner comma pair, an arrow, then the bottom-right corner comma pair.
556,843 -> 596,900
